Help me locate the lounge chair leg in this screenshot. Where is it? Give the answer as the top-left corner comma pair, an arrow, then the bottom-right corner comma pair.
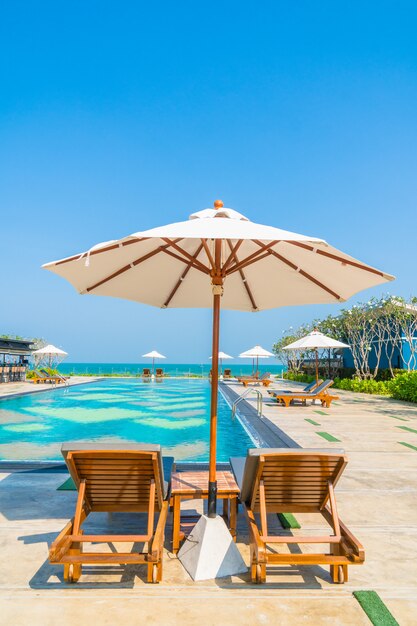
255,563 -> 266,583
147,561 -> 160,584
64,537 -> 83,583
331,563 -> 347,584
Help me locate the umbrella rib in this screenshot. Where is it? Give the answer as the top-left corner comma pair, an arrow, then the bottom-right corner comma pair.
252,240 -> 342,301
287,241 -> 387,277
225,241 -> 279,276
84,239 -> 184,293
163,243 -> 205,307
225,240 -> 258,311
200,239 -> 215,269
222,240 -> 244,273
161,248 -> 209,274
55,238 -> 148,266
161,238 -> 210,274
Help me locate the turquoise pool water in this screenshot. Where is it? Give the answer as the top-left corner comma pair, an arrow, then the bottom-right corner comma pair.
0,379 -> 254,462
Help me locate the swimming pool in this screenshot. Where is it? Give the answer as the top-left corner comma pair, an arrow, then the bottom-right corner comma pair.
0,379 -> 254,462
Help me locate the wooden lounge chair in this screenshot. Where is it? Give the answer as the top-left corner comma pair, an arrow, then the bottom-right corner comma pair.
49,443 -> 173,584
142,368 -> 151,380
155,368 -> 164,379
223,368 -> 232,379
267,379 -> 323,399
230,449 -> 364,584
272,379 -> 338,408
32,369 -> 62,384
40,368 -> 69,384
238,372 -> 272,387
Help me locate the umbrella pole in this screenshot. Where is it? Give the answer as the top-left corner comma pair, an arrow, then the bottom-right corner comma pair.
208,238 -> 223,519
208,290 -> 221,517
315,349 -> 319,385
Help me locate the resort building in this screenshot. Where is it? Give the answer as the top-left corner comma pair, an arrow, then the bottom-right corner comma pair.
0,337 -> 34,383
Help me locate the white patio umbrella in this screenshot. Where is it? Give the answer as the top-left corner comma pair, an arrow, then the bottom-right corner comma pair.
42,199 -> 394,524
239,345 -> 274,376
209,351 -> 233,376
142,350 -> 166,374
284,330 -> 350,384
32,344 -> 68,368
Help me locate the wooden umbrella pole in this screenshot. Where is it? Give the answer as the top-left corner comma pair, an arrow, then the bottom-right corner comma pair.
315,349 -> 319,385
208,239 -> 222,518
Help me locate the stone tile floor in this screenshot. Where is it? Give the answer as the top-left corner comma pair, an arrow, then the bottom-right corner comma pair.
1,380 -> 416,624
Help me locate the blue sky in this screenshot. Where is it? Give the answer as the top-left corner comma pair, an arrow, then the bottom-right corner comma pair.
1,2 -> 416,362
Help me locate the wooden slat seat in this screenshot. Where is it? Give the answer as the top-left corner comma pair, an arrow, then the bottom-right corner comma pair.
230,448 -> 364,584
49,443 -> 173,584
271,379 -> 339,408
237,372 -> 272,387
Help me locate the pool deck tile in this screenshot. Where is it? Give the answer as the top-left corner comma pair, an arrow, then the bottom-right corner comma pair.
0,378 -> 416,624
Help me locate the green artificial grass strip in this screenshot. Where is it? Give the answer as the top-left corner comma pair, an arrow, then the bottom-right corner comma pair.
389,415 -> 408,421
277,513 -> 301,529
57,477 -> 76,491
305,418 -> 320,426
314,410 -> 328,416
353,591 -> 399,626
398,441 -> 417,452
316,431 -> 341,442
397,425 -> 417,434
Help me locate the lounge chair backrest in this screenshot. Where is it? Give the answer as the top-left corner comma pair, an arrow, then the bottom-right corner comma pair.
61,443 -> 167,509
304,379 -> 321,392
156,368 -> 163,375
311,379 -> 333,395
224,369 -> 231,375
240,448 -> 347,512
142,368 -> 151,375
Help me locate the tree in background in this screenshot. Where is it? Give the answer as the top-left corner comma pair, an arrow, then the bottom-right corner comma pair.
272,323 -> 315,373
273,295 -> 417,380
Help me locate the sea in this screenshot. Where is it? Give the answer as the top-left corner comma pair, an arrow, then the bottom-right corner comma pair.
59,362 -> 287,377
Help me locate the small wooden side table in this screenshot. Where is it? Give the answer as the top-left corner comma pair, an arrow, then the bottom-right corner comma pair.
171,470 -> 240,554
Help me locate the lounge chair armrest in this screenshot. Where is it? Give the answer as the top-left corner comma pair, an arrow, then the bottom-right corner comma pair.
243,504 -> 267,563
148,500 -> 169,562
322,506 -> 365,561
49,519 -> 74,562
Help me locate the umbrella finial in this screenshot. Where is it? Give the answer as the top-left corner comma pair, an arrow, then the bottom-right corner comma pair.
214,199 -> 224,209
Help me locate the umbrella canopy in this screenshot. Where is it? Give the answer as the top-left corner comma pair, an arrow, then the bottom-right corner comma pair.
209,351 -> 233,376
32,344 -> 68,357
283,330 -> 349,351
284,330 -> 350,383
209,351 -> 233,360
142,350 -> 166,359
142,350 -> 166,374
239,345 -> 274,376
43,200 -> 394,516
32,344 -> 68,368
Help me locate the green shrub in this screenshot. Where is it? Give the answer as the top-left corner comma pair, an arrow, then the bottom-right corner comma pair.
332,377 -> 391,395
283,372 -> 316,383
389,371 -> 417,403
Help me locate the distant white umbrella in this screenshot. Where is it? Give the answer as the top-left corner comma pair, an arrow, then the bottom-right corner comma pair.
142,350 -> 166,374
239,345 -> 274,376
283,330 -> 350,383
209,351 -> 233,375
43,198 -> 394,523
32,344 -> 68,368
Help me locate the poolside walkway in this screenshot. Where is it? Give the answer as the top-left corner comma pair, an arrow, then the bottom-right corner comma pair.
0,379 -> 416,624
0,376 -> 101,399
